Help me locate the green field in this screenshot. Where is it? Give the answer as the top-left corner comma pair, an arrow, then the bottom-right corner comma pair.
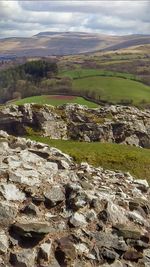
60,68 -> 150,105
60,68 -> 137,80
28,136 -> 150,183
13,95 -> 98,108
73,76 -> 150,105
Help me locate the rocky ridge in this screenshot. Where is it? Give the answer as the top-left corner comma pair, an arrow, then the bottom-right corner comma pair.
0,103 -> 150,148
0,130 -> 149,266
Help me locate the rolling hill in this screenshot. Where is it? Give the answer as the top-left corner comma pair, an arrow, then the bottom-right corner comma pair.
0,32 -> 150,57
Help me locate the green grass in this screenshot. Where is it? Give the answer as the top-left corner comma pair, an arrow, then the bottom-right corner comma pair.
73,76 -> 150,105
59,68 -> 150,105
28,135 -> 150,183
12,95 -> 98,108
60,68 -> 137,80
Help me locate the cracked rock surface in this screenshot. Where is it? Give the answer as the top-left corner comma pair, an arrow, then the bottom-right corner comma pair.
1,103 -> 150,147
0,131 -> 149,266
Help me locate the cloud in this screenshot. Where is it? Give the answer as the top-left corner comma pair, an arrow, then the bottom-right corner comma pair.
0,0 -> 149,38
20,1 -> 150,21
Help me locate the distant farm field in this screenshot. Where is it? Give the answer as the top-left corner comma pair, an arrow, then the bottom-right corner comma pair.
60,68 -> 150,105
28,135 -> 150,183
13,95 -> 98,108
73,76 -> 150,105
60,68 -> 138,80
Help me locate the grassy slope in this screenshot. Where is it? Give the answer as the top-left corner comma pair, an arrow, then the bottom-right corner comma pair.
60,68 -> 137,80
28,136 -> 150,183
13,95 -> 98,108
73,76 -> 150,104
60,68 -> 150,105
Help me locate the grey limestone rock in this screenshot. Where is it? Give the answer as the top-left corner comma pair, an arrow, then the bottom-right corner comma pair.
0,133 -> 148,266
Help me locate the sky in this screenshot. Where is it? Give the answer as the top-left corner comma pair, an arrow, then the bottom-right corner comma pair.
0,0 -> 150,38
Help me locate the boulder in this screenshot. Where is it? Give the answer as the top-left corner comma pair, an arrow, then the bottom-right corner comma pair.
39,240 -> 52,261
44,185 -> 65,207
0,230 -> 9,253
134,179 -> 149,192
0,201 -> 18,225
123,249 -> 143,261
11,222 -> 53,235
0,183 -> 26,201
21,203 -> 39,216
113,224 -> 143,240
10,249 -> 36,267
70,212 -> 87,227
93,232 -> 128,252
101,248 -> 119,261
55,236 -> 77,266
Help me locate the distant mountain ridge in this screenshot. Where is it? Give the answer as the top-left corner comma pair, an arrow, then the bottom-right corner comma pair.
0,31 -> 150,57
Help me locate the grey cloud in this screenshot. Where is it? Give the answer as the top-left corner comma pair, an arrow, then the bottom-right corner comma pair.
0,0 -> 149,38
84,13 -> 150,34
20,1 -> 150,21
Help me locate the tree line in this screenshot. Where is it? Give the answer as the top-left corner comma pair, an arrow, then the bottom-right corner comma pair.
0,60 -> 59,103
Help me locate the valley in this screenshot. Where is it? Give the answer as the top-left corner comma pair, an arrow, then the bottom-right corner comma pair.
0,35 -> 150,107
0,31 -> 150,267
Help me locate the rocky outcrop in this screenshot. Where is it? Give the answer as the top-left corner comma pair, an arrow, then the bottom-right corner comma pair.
0,130 -> 149,266
1,103 -> 150,147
